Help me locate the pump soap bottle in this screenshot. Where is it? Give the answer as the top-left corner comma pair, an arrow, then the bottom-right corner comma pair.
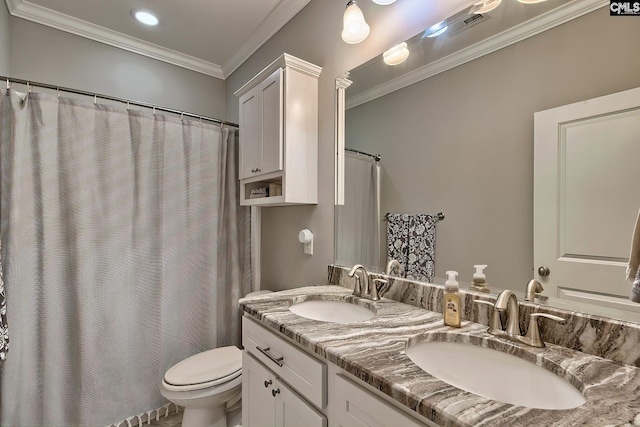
469,264 -> 490,293
443,270 -> 462,327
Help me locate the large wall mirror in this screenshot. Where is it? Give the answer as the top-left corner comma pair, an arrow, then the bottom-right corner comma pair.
334,0 -> 640,322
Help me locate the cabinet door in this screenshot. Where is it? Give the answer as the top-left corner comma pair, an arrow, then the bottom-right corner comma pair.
274,379 -> 327,427
333,374 -> 427,427
242,352 -> 277,427
238,88 -> 260,179
258,67 -> 283,176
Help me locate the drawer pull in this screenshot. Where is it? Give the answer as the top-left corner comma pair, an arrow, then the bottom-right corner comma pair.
264,379 -> 272,388
272,388 -> 281,397
256,345 -> 284,367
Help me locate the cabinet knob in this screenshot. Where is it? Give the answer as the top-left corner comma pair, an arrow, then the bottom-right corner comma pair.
538,266 -> 550,277
272,388 -> 281,397
264,379 -> 272,388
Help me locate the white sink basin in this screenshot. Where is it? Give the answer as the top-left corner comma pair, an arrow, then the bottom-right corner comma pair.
406,340 -> 586,410
289,297 -> 376,324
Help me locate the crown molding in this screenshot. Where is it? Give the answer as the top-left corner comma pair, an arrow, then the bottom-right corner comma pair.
234,52 -> 322,97
6,0 -> 311,79
222,0 -> 311,77
346,0 -> 608,110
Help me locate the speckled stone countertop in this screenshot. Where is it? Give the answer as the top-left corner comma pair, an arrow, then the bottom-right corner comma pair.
239,285 -> 640,427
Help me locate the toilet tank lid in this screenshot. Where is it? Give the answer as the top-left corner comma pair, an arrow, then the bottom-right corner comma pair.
164,346 -> 242,386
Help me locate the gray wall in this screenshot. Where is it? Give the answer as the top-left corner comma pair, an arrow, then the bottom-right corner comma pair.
225,1 -> 445,291
0,2 -> 10,75
9,17 -> 226,119
345,8 -> 640,290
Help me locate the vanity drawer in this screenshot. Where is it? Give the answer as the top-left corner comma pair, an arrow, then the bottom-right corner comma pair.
242,316 -> 326,409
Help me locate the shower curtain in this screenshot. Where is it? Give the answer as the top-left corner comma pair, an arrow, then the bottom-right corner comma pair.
0,89 -> 251,426
335,150 -> 381,271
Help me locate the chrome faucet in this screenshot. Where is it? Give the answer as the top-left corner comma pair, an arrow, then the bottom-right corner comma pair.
348,264 -> 379,300
385,259 -> 402,276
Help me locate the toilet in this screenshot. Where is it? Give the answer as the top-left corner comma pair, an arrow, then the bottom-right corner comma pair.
160,290 -> 272,427
161,346 -> 242,427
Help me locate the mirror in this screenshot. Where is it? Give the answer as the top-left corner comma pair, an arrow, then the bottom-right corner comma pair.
334,0 -> 640,322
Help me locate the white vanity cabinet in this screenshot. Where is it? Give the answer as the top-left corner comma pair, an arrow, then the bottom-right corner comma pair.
235,53 -> 322,206
331,373 -> 434,427
242,315 -> 435,427
242,352 -> 326,427
242,316 -> 327,427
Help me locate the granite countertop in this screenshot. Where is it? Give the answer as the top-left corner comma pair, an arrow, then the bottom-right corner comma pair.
239,285 -> 640,427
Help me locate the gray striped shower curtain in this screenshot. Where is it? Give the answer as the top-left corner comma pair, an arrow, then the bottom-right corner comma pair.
0,88 -> 251,426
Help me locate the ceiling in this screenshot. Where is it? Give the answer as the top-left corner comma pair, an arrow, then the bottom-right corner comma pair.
346,0 -> 606,108
4,0 -> 311,79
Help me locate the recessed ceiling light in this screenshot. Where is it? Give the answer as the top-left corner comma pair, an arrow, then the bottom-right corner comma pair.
131,9 -> 159,26
422,20 -> 448,38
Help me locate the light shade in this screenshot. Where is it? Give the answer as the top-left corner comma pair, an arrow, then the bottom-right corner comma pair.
422,20 -> 448,38
471,0 -> 502,14
383,42 -> 409,65
131,9 -> 159,26
342,1 -> 370,44
372,0 -> 397,4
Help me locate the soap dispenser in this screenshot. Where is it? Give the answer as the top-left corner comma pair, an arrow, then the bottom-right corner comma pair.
469,264 -> 490,293
443,271 -> 462,327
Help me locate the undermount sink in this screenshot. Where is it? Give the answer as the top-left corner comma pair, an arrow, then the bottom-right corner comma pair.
288,295 -> 376,324
406,339 -> 586,410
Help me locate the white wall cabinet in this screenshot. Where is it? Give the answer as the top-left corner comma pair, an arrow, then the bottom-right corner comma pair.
235,53 -> 322,206
238,68 -> 283,180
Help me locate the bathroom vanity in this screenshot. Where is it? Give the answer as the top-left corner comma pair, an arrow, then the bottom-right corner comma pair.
239,269 -> 640,426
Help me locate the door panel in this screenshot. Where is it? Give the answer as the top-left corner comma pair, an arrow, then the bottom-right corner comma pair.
242,352 -> 277,427
275,379 -> 326,427
534,86 -> 640,312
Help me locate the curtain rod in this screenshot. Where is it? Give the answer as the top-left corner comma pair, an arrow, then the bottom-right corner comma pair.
345,147 -> 381,161
1,75 -> 239,128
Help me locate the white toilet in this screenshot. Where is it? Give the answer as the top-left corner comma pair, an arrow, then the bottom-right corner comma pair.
161,346 -> 242,427
160,290 -> 272,427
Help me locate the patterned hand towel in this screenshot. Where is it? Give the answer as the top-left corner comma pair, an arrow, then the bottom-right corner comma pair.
386,213 -> 437,282
0,239 -> 8,360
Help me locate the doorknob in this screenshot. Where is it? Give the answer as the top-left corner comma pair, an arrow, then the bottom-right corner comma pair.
538,266 -> 550,277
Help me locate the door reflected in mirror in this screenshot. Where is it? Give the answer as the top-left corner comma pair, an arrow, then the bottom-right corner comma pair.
334,0 -> 640,323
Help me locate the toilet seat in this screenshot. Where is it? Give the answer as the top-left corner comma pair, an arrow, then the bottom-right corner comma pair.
164,346 -> 242,392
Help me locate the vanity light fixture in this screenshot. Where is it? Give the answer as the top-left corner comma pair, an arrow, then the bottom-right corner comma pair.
422,20 -> 448,38
470,0 -> 502,14
131,9 -> 159,26
383,42 -> 409,65
372,0 -> 397,4
342,0 -> 370,44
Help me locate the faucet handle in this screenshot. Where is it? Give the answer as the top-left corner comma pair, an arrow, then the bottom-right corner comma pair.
522,312 -> 566,348
474,299 -> 502,334
371,279 -> 390,301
